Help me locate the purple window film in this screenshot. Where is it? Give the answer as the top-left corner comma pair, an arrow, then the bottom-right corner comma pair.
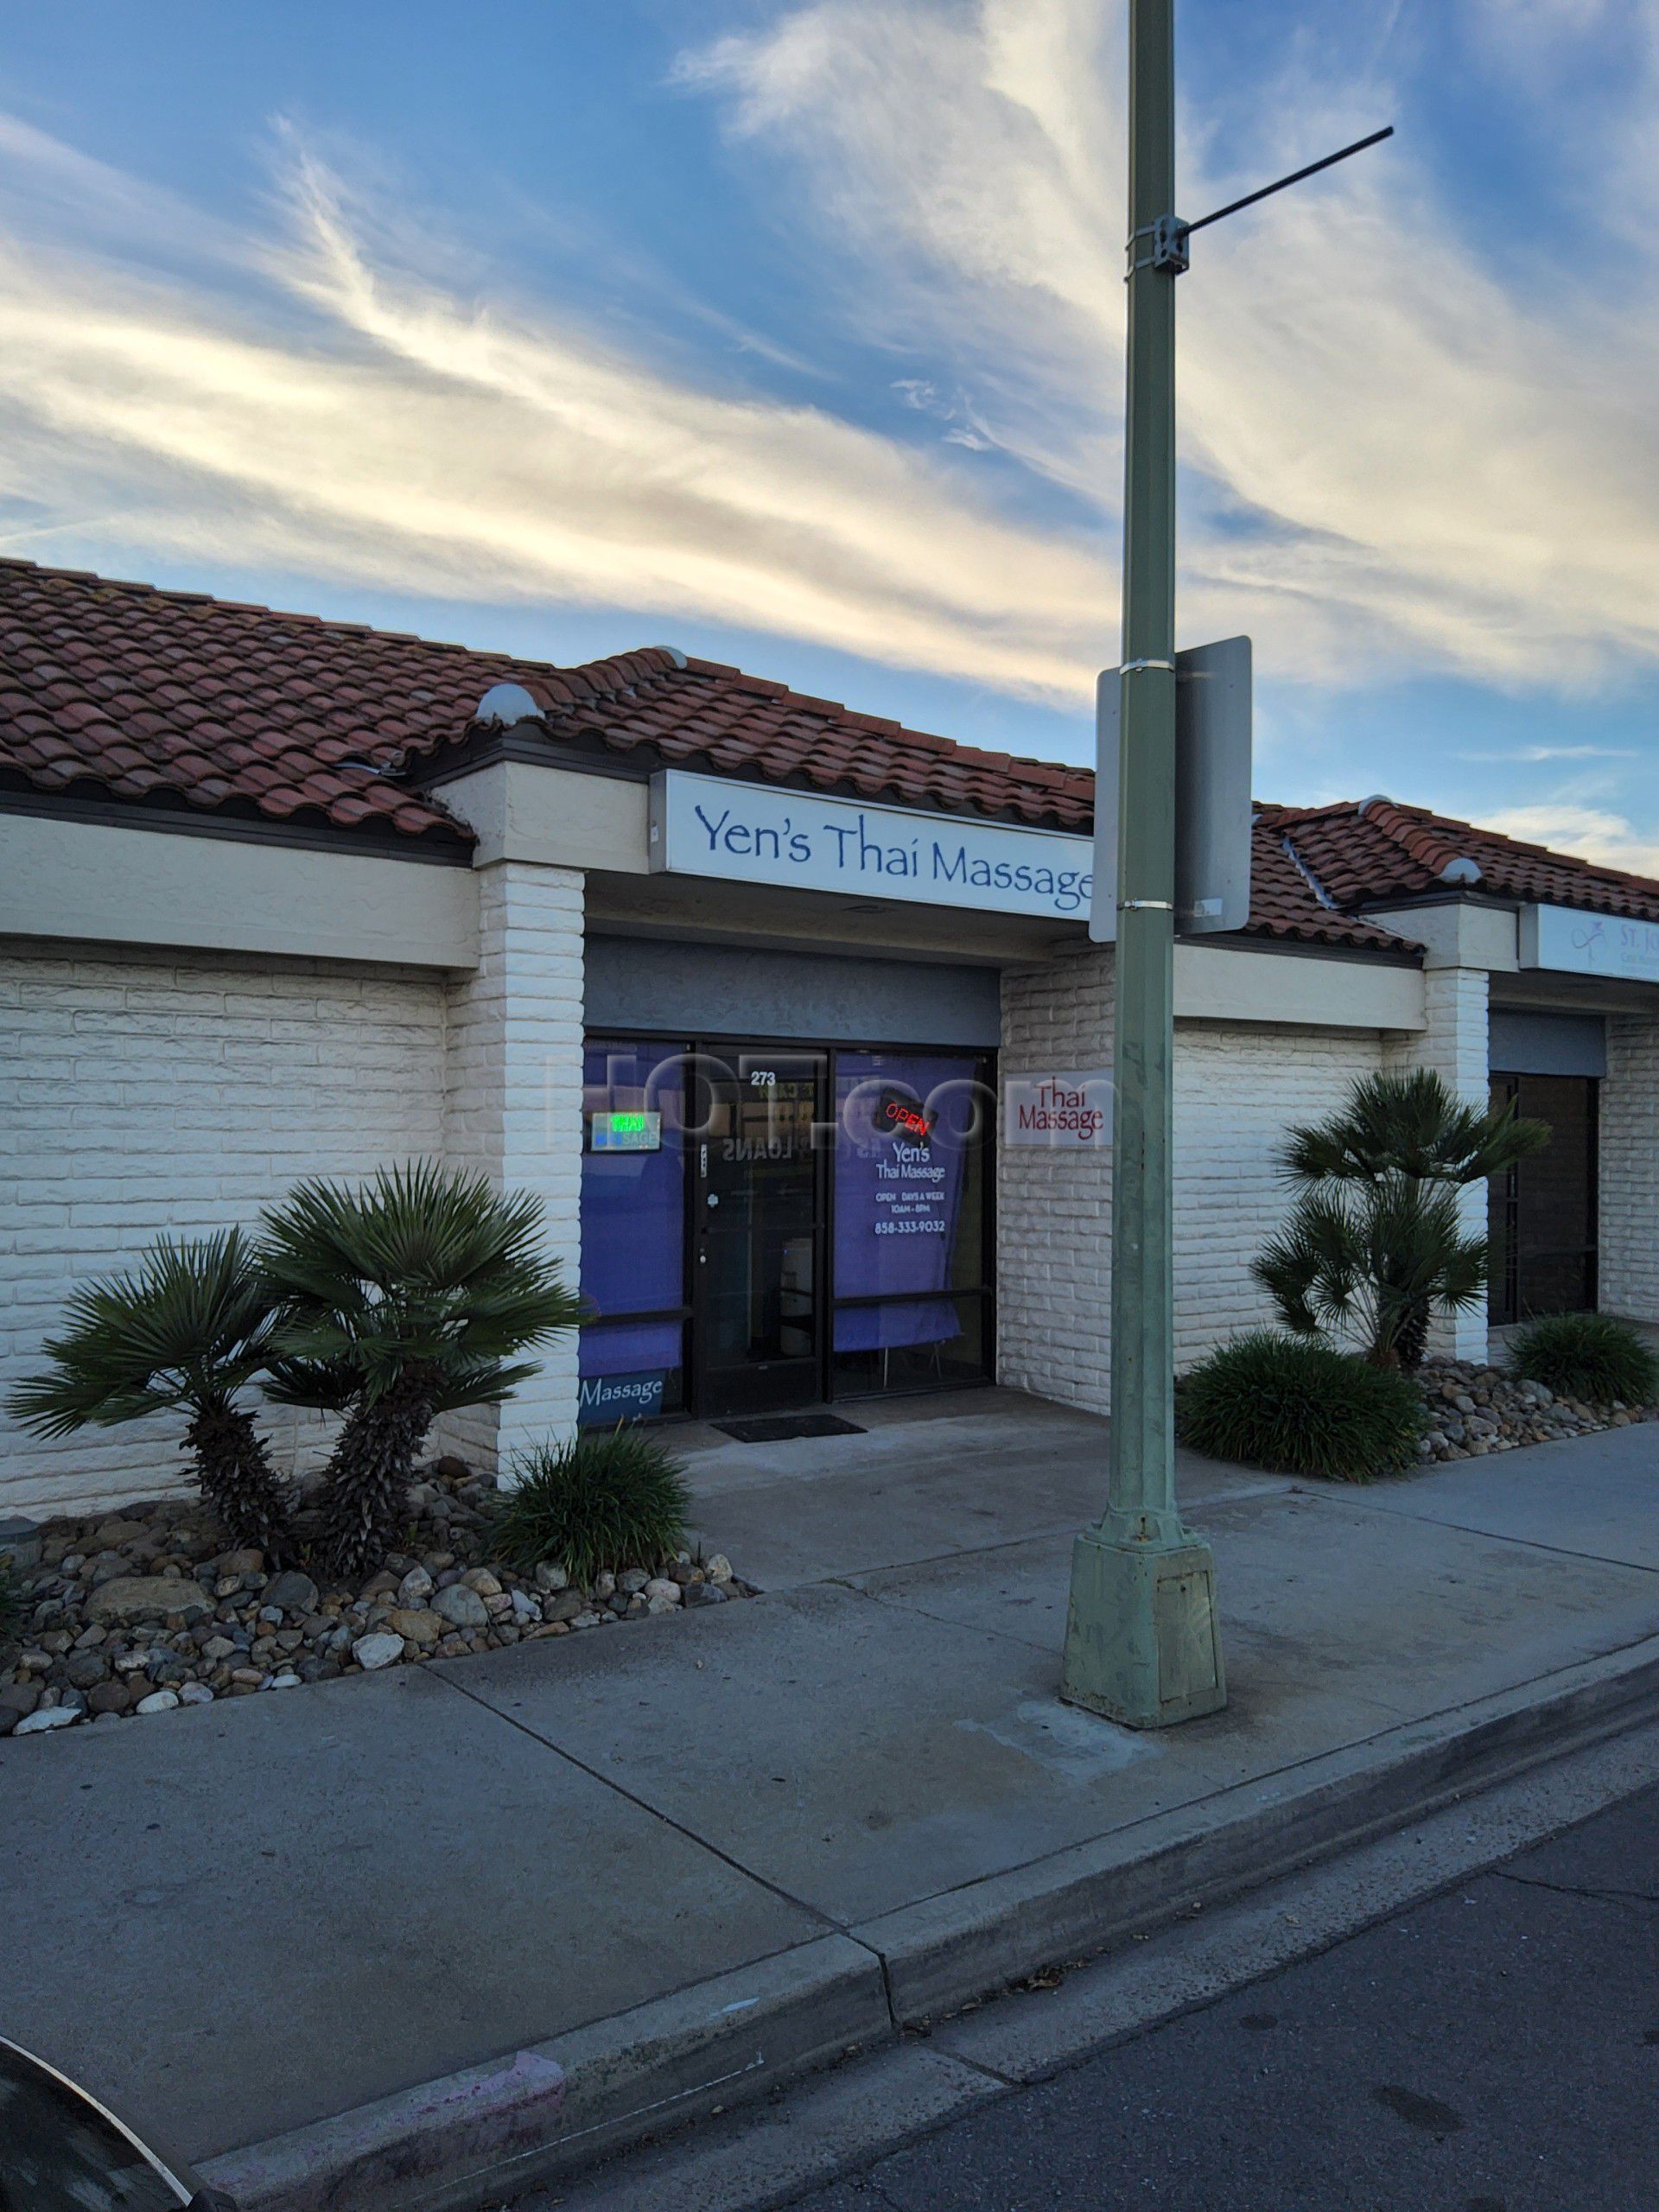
580,1040 -> 689,1375
578,1318 -> 683,1379
833,1052 -> 979,1351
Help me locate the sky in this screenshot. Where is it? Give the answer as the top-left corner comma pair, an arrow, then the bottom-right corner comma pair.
1,0 -> 1656,863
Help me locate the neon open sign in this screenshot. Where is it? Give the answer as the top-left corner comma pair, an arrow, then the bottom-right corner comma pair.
588,1110 -> 663,1153
878,1090 -> 935,1142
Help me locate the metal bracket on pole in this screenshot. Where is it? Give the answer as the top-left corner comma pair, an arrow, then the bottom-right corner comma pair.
1120,657 -> 1177,674
1125,215 -> 1190,277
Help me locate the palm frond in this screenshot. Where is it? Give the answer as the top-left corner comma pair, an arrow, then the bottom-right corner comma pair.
260,1162 -> 583,1414
5,1230 -> 276,1435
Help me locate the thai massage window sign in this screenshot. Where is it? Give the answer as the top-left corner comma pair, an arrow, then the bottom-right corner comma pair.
649,769 -> 1094,921
834,1054 -> 982,1354
1004,1069 -> 1113,1147
1522,905 -> 1659,985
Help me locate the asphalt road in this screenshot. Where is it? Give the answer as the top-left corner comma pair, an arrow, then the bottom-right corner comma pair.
787,1783 -> 1659,2212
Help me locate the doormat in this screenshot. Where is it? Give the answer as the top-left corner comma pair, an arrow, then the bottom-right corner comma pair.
714,1413 -> 868,1444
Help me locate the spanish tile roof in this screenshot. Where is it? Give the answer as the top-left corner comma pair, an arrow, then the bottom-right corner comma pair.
1262,798 -> 1659,926
0,558 -> 1090,852
1,558 -> 1650,957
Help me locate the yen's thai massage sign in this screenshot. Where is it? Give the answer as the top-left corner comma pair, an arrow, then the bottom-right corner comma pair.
649,770 -> 1095,921
1004,1069 -> 1113,1147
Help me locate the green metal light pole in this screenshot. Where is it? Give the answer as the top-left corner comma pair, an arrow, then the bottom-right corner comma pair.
1059,0 -> 1225,1727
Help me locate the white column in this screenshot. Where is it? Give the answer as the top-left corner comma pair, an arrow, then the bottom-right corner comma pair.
442,861 -> 584,1473
1386,966 -> 1491,1361
1599,1009 -> 1659,1322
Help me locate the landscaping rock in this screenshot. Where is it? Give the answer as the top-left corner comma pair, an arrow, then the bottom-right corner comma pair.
1414,1357 -> 1658,1463
86,1576 -> 212,1629
15,1703 -> 80,1734
263,1570 -> 320,1616
704,1554 -> 734,1583
210,1549 -> 264,1578
431,1583 -> 489,1630
387,1607 -> 443,1647
5,1446 -> 752,1738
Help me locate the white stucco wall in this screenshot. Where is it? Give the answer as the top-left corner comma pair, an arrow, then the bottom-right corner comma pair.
1599,1008 -> 1659,1323
996,943 -> 1395,1411
0,943 -> 448,1519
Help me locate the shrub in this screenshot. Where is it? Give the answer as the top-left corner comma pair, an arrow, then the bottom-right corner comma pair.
1255,1070 -> 1549,1370
3,1231 -> 290,1550
1179,1331 -> 1426,1482
1510,1313 -> 1659,1408
491,1427 -> 691,1586
261,1164 -> 583,1580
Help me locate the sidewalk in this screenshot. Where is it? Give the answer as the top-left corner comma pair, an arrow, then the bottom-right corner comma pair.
3,1395 -> 1656,2212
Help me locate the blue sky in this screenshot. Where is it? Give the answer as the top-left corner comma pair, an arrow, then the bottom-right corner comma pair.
2,0 -> 1656,861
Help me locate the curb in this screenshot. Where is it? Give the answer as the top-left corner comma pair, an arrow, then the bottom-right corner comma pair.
200,1632 -> 1659,2212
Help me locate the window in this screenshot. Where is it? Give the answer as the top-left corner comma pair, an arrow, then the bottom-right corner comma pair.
830,1050 -> 993,1396
1489,1073 -> 1599,1323
579,1039 -> 691,1421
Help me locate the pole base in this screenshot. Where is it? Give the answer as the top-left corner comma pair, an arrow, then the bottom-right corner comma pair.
1058,1527 -> 1226,1729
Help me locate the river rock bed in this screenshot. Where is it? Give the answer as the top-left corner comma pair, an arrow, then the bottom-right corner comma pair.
1414,1357 -> 1658,1462
0,1456 -> 752,1739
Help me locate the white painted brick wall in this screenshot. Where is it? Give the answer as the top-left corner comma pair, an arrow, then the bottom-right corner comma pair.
1599,1009 -> 1659,1321
1383,966 -> 1491,1360
0,943 -> 447,1519
441,863 -> 583,1473
997,945 -> 1391,1411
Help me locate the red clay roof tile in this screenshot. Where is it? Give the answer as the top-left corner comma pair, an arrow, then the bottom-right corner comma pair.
3,560 -> 1650,957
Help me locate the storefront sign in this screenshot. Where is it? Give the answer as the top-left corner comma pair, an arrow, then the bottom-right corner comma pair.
649,770 -> 1094,921
578,1370 -> 667,1426
835,1053 -> 973,1352
1521,904 -> 1659,985
1004,1069 -> 1113,1147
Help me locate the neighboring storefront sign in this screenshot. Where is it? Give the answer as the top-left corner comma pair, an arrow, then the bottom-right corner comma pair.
649,769 -> 1094,921
1521,904 -> 1659,985
1004,1069 -> 1113,1147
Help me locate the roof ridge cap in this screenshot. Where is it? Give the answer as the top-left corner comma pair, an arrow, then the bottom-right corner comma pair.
1357,795 -> 1484,887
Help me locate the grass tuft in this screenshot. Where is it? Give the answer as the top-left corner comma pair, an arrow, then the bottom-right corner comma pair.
490,1425 -> 691,1586
1179,1330 -> 1426,1482
1509,1313 -> 1659,1408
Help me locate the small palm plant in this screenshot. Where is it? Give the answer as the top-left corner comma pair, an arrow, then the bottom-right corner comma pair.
261,1164 -> 583,1580
1254,1071 -> 1550,1370
4,1231 -> 291,1548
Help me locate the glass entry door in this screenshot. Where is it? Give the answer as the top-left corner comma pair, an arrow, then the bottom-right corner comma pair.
695,1048 -> 825,1414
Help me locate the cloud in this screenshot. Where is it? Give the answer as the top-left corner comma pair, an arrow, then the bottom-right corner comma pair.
1459,744 -> 1638,761
685,0 -> 1659,693
1484,802 -> 1659,874
2,1 -> 1659,741
0,116 -> 1110,703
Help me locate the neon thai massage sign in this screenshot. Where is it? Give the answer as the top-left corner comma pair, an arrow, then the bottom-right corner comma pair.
649,770 -> 1095,922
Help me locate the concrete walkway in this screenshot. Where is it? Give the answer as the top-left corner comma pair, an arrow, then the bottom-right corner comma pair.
2,1395 -> 1656,2210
